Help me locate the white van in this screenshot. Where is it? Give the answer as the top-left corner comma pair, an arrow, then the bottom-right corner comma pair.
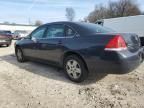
96,15 -> 144,46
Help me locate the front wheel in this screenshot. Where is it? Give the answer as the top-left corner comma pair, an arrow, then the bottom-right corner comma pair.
15,47 -> 26,62
64,55 -> 88,83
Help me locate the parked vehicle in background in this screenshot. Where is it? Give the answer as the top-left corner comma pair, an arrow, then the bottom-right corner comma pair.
12,32 -> 20,40
13,30 -> 30,39
95,15 -> 144,46
15,22 -> 144,82
0,30 -> 12,47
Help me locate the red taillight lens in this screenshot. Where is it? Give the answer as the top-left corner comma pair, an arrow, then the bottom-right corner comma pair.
105,35 -> 126,49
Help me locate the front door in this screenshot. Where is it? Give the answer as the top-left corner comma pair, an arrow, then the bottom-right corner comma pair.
23,26 -> 47,58
36,24 -> 65,63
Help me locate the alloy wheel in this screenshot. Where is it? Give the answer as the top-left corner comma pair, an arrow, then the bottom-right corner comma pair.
17,49 -> 23,61
66,60 -> 82,79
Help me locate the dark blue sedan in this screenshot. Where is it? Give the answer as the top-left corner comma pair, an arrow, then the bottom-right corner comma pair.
15,21 -> 144,82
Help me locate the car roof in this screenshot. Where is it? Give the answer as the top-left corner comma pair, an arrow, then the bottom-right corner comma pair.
45,21 -> 83,25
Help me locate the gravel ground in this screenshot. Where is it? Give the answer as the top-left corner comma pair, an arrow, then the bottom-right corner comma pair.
0,41 -> 144,108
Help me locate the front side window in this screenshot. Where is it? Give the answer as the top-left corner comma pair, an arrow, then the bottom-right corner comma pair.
31,27 -> 46,39
46,25 -> 64,38
65,26 -> 76,37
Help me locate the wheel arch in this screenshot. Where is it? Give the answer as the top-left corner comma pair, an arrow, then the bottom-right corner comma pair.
15,45 -> 21,52
62,51 -> 89,72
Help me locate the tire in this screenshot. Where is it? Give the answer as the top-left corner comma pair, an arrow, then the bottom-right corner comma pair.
64,55 -> 88,83
6,44 -> 9,47
15,47 -> 26,63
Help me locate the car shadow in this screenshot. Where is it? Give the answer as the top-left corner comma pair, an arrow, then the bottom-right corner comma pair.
0,54 -> 108,85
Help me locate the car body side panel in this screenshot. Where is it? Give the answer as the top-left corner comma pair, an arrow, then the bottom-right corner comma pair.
16,39 -> 38,57
59,35 -> 114,66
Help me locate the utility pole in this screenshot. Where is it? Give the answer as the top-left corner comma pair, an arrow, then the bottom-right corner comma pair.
28,17 -> 31,25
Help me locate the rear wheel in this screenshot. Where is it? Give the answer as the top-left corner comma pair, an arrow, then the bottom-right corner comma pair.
64,55 -> 88,83
6,44 -> 9,47
16,47 -> 26,62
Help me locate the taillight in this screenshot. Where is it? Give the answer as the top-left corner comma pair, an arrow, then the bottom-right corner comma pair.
105,35 -> 127,51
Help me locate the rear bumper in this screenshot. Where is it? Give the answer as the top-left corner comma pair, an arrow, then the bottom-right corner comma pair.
86,47 -> 144,74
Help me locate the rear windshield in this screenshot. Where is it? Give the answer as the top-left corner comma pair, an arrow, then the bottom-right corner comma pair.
79,23 -> 115,34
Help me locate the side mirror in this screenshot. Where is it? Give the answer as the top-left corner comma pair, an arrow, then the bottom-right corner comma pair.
24,35 -> 31,39
31,37 -> 37,43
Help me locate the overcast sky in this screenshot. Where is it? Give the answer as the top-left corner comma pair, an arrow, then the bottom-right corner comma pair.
0,0 -> 143,24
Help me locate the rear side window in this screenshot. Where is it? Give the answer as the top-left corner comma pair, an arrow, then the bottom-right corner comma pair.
65,26 -> 76,37
46,25 -> 65,38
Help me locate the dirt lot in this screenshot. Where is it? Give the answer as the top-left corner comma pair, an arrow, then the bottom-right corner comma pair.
0,41 -> 144,108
